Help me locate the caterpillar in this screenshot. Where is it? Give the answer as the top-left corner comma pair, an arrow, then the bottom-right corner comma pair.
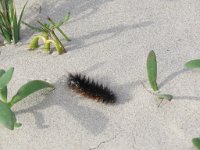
67,73 -> 116,103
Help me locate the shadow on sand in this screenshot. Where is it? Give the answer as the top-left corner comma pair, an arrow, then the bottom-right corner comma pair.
159,68 -> 200,101
21,0 -> 154,51
15,63 -> 142,135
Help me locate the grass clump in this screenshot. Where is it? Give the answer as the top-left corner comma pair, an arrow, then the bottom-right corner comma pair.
0,0 -> 27,44
23,13 -> 71,54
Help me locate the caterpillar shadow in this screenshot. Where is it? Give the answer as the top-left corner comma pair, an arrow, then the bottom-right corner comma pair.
15,77 -> 109,135
95,75 -> 143,104
15,62 -> 109,135
114,80 -> 143,104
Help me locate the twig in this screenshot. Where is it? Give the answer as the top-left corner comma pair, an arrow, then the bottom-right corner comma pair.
88,134 -> 118,150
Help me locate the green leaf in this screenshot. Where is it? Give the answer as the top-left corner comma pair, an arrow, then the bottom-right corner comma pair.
14,122 -> 22,128
9,80 -> 54,106
14,1 -> 27,43
0,86 -> 7,102
157,94 -> 173,101
0,70 -> 8,102
147,50 -> 158,91
192,138 -> 200,150
0,101 -> 16,130
0,69 -> 5,77
0,67 -> 14,89
185,59 -> 200,68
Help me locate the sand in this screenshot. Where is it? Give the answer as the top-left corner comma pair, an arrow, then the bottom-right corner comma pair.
1,0 -> 200,149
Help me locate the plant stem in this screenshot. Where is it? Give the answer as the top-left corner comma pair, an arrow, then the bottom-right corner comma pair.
29,36 -> 39,50
8,102 -> 14,108
47,17 -> 71,41
2,99 -> 7,103
37,21 -> 51,32
42,32 -> 50,53
50,30 -> 66,53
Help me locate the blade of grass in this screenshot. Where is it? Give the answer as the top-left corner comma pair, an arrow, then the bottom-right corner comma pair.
9,2 -> 19,43
0,2 -> 12,43
37,20 -> 51,32
0,27 -> 11,43
0,0 -> 27,43
50,30 -> 66,53
22,21 -> 44,32
16,1 -> 27,42
47,15 -> 71,41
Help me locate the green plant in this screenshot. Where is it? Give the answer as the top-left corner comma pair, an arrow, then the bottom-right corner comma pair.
147,50 -> 158,91
0,0 -> 27,44
192,138 -> 200,150
185,59 -> 200,68
0,67 -> 54,130
23,13 -> 71,54
146,50 -> 173,104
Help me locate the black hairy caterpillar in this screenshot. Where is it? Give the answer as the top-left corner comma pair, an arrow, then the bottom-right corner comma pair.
67,73 -> 116,103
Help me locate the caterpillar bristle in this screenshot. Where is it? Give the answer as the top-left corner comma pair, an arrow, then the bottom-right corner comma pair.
67,73 -> 116,103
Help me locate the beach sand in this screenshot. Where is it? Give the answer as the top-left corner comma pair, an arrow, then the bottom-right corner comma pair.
1,0 -> 200,149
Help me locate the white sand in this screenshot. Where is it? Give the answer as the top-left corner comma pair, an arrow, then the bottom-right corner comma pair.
1,0 -> 200,149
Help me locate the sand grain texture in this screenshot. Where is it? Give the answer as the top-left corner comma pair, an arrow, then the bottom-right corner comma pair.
1,0 -> 200,150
